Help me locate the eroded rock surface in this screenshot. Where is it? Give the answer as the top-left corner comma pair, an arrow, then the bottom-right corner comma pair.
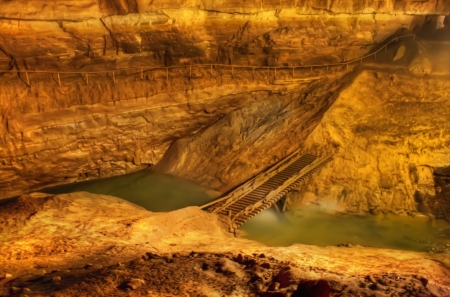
150,55 -> 450,217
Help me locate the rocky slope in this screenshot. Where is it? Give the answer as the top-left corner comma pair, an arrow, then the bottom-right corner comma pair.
155,72 -> 353,193
1,192 -> 450,296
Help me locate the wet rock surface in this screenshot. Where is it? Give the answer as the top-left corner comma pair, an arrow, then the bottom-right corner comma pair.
431,169 -> 450,221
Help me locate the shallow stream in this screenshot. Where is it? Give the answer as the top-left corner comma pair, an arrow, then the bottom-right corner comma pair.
44,169 -> 450,253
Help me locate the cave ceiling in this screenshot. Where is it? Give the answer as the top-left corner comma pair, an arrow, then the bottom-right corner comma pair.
0,0 -> 449,71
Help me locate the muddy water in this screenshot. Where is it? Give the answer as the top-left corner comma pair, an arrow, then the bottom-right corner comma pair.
44,170 -> 450,253
44,169 -> 216,212
240,207 -> 450,252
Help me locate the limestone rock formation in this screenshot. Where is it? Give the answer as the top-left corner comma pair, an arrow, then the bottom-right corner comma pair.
152,44 -> 450,217
0,0 -> 448,71
0,0 -> 449,201
0,73 -> 304,199
290,69 -> 450,217
154,73 -> 353,193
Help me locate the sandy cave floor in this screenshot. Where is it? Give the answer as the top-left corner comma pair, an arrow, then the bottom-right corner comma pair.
1,192 -> 450,297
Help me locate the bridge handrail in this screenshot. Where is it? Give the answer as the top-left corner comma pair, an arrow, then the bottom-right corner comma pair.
0,34 -> 415,77
230,153 -> 334,222
200,151 -> 304,212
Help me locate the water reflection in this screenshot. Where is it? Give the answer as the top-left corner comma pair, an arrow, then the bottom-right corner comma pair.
240,207 -> 450,252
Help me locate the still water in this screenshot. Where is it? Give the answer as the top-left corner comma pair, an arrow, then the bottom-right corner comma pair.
240,208 -> 450,252
45,169 -> 216,212
44,169 -> 450,253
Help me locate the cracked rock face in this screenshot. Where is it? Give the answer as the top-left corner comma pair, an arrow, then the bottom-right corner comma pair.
152,61 -> 450,218
0,0 -> 448,71
0,1 -> 449,205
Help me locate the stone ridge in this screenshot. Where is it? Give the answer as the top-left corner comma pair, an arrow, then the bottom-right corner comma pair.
1,0 -> 449,18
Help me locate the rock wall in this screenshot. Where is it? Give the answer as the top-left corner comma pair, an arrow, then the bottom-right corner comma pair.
0,0 -> 447,71
155,72 -> 355,193
0,72 -> 303,199
151,45 -> 450,217
290,69 -> 450,217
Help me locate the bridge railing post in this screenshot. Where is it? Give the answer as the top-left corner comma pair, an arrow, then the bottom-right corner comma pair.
0,34 -> 416,88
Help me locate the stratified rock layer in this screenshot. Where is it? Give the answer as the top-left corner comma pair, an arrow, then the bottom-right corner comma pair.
0,72 -> 306,199
0,0 -> 448,71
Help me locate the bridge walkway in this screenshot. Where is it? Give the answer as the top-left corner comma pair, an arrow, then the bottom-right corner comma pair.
201,151 -> 333,231
0,35 -> 415,87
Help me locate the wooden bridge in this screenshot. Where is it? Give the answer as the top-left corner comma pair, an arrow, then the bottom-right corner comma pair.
200,151 -> 333,231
